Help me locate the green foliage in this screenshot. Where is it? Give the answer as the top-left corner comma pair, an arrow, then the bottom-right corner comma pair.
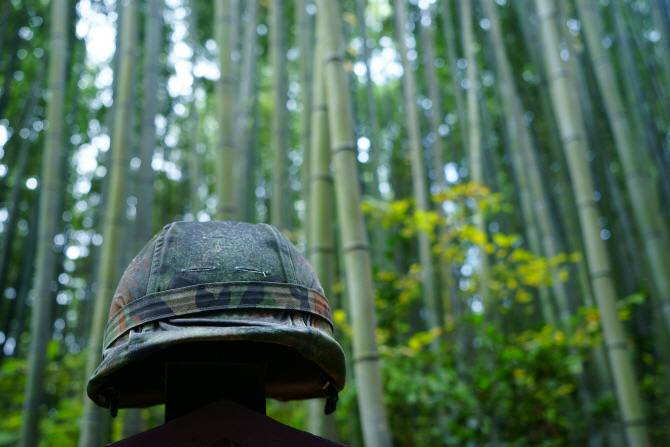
364,182 -> 581,314
352,184 -> 667,445
332,308 -> 607,445
0,345 -> 85,447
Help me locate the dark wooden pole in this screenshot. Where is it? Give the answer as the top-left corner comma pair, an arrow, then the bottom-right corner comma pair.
164,363 -> 266,422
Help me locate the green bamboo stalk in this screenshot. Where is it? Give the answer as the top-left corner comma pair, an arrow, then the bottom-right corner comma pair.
0,31 -> 20,121
316,1 -> 392,445
460,0 -> 491,311
623,7 -> 670,126
440,0 -> 468,152
602,156 -> 642,288
534,0 -> 651,445
234,0 -> 259,223
214,0 -> 236,221
577,0 -> 670,334
78,2 -> 139,446
297,0 -> 314,205
355,0 -> 382,196
136,0 -> 161,245
231,0 -> 241,89
9,200 -> 39,361
188,0 -> 201,217
564,15 -> 636,446
515,0 -> 599,323
651,0 -> 670,89
305,19 -> 338,437
0,118 -> 36,352
244,105 -> 260,223
513,0 -> 570,176
520,13 -> 610,441
419,7 -> 447,185
481,0 -> 559,326
270,0 -> 290,230
355,0 -> 389,270
0,1 -> 12,55
435,0 -> 465,341
478,97 -> 503,196
612,3 -> 670,209
418,5 -> 459,330
188,106 -> 201,217
18,1 -> 68,445
394,0 -> 442,345
0,71 -> 43,299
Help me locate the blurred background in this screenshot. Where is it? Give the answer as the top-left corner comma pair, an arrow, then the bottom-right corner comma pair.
1,0 -> 670,445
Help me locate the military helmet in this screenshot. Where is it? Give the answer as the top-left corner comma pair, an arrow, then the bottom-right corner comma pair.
87,221 -> 345,414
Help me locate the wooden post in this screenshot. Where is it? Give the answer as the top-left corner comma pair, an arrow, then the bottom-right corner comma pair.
165,363 -> 266,422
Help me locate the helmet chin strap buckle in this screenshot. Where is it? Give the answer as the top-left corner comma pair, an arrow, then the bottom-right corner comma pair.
321,379 -> 339,415
101,388 -> 119,418
325,393 -> 338,415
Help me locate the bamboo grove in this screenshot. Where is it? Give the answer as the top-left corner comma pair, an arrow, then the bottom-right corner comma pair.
1,0 -> 670,445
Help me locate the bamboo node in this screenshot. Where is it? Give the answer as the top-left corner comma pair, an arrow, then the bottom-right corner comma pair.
343,242 -> 370,253
309,173 -> 334,183
218,204 -> 238,213
536,9 -> 557,23
642,231 -> 661,241
353,351 -> 379,363
331,143 -> 356,154
550,68 -> 569,81
624,168 -> 646,180
589,268 -> 612,280
306,245 -> 336,256
324,53 -> 344,63
605,341 -> 628,351
622,418 -> 647,426
560,131 -> 584,145
590,54 -> 610,67
576,199 -> 597,210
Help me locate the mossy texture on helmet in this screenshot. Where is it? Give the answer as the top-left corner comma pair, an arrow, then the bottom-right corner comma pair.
87,221 -> 345,411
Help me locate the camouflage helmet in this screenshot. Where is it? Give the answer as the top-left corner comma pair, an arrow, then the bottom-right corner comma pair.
87,221 -> 345,414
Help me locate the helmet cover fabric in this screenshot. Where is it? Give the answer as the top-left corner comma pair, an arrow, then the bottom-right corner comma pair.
87,221 -> 345,409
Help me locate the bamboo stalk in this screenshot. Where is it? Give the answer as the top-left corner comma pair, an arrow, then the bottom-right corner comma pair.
577,0 -> 670,335
394,0 -> 442,344
419,4 -> 459,331
355,0 -> 382,196
306,17 -> 338,437
612,3 -> 670,210
214,0 -> 236,221
316,1 -> 392,445
419,7 -> 447,186
481,0 -> 560,326
234,0 -> 260,224
440,0 -> 468,152
0,69 -> 43,299
534,0 -> 651,445
297,0 -> 314,207
18,1 -> 68,445
136,0 -> 161,244
270,0 -> 290,230
188,0 -> 201,218
459,0 -> 491,311
651,0 -> 670,89
8,200 -> 39,361
78,2 -> 139,446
